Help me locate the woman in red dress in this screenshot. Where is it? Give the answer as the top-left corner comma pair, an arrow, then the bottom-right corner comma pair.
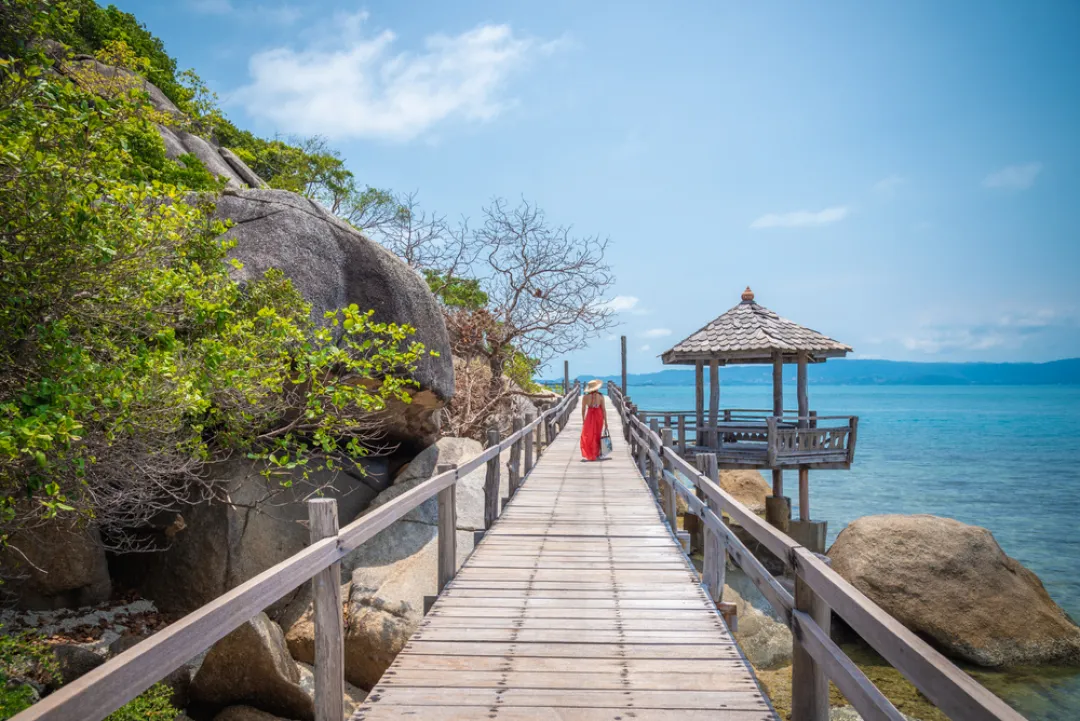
580,379 -> 609,461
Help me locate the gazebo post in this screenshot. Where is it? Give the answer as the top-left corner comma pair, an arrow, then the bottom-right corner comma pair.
708,360 -> 719,449
765,350 -> 790,532
790,351 -> 827,552
694,360 -> 704,448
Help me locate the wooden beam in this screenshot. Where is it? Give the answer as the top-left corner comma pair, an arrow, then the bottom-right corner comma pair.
523,412 -> 535,476
620,335 -> 627,396
772,350 -> 783,417
563,360 -> 570,396
791,573 -> 829,721
484,428 -> 501,529
695,360 -> 704,447
436,463 -> 458,593
799,466 -> 810,522
309,499 -> 344,721
508,418 -> 523,495
708,359 -> 720,448
797,351 -> 809,426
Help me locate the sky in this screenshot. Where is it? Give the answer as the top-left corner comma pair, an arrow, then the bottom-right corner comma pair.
114,0 -> 1080,375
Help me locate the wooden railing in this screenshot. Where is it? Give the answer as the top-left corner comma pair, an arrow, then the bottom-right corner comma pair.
14,382 -> 582,721
609,381 -> 1024,721
635,407 -> 858,467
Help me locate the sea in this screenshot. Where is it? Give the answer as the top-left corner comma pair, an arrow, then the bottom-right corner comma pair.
621,383 -> 1080,721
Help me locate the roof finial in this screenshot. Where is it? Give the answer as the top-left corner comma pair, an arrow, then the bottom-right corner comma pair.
741,286 -> 755,303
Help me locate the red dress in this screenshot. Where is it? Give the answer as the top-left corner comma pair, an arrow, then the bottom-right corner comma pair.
580,400 -> 605,460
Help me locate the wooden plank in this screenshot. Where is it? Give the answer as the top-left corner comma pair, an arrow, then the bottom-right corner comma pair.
436,464 -> 457,593
709,358 -> 720,448
355,707 -> 775,721
362,687 -> 772,711
485,427 -> 501,529
309,499 -> 344,721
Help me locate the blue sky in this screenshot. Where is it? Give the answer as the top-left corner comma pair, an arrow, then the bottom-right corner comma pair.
115,0 -> 1080,374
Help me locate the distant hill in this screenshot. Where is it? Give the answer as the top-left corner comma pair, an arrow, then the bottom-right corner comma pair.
566,358 -> 1080,386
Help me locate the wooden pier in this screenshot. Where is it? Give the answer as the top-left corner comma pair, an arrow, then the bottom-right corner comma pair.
353,409 -> 775,720
13,375 -> 1026,721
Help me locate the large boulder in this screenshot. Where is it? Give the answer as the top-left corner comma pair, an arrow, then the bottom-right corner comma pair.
215,189 -> 454,447
723,566 -> 792,669
0,521 -> 111,610
720,469 -> 772,514
828,514 -> 1080,667
191,613 -> 313,720
281,437 -> 486,688
110,457 -> 386,614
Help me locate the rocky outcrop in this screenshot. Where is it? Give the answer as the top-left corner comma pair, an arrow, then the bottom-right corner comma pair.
828,514 -> 1080,667
720,469 -> 772,514
191,613 -> 313,720
281,437 -> 486,688
0,522 -> 111,610
213,707 -> 295,721
216,189 -> 454,447
723,566 -> 792,669
110,458 -> 386,614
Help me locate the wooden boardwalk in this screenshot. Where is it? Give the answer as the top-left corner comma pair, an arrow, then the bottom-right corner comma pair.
353,410 -> 777,720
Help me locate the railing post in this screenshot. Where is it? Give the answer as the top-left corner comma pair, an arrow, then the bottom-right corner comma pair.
485,428 -> 501,529
700,454 -> 725,603
677,414 -> 686,455
622,396 -> 632,442
647,418 -> 660,495
509,417 -> 523,496
766,415 -> 778,467
792,560 -> 831,721
436,463 -> 457,592
847,416 -> 859,464
307,499 -> 343,721
660,428 -> 677,525
524,412 -> 535,476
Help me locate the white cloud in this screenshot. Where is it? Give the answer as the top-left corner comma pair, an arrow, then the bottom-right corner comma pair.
640,344 -> 651,352
982,162 -> 1042,190
873,175 -> 906,195
642,328 -> 672,338
232,12 -> 559,141
750,206 -> 850,229
601,295 -> 639,313
902,309 -> 1075,355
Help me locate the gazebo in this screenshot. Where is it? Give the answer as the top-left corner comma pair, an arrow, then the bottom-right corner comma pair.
657,286 -> 857,551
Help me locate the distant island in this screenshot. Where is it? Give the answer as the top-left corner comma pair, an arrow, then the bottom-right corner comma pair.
565,358 -> 1080,386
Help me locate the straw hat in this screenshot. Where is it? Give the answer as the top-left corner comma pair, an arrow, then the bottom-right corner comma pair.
585,379 -> 603,393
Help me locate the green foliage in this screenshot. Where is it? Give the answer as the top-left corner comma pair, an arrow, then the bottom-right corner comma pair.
103,683 -> 177,721
0,29 -> 428,540
424,271 -> 489,310
505,351 -> 542,394
0,626 -> 57,717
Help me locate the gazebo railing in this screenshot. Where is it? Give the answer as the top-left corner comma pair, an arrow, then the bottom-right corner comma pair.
632,408 -> 858,468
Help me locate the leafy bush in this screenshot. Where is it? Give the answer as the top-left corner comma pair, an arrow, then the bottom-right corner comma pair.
103,683 -> 177,721
0,21 -> 428,548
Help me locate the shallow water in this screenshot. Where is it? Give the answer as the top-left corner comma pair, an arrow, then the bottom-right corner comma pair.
623,383 -> 1080,720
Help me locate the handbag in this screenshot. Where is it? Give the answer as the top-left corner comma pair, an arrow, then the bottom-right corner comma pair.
600,429 -> 613,457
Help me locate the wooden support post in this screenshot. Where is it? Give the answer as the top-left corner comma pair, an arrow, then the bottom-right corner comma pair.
792,572 -> 831,721
636,430 -> 647,476
523,412 -> 535,476
308,499 -> 343,721
797,351 -> 809,430
621,335 -> 628,396
509,417 -> 523,495
648,418 -> 661,494
772,350 -> 784,417
695,360 -> 704,447
484,428 -> 501,529
436,463 -> 457,592
701,454 -> 726,603
661,429 -> 676,526
799,466 -> 810,522
708,359 -> 720,449
677,414 -> 686,455
623,397 -> 633,442
564,360 -> 570,396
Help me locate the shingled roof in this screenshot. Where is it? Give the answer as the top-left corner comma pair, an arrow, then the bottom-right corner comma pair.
661,287 -> 852,365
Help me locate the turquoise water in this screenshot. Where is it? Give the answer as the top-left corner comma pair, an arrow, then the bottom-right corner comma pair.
623,383 -> 1080,720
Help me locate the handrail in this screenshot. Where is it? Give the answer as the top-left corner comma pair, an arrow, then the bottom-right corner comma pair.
608,380 -> 1024,721
14,381 -> 581,721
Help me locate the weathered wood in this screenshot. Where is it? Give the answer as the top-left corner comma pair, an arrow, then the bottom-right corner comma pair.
677,414 -> 687,454
709,359 -> 720,448
309,499 -> 344,721
660,428 -> 677,524
621,334 -> 628,396
791,573 -> 828,721
509,417 -> 523,495
485,428 -> 501,529
564,360 -> 570,395
847,416 -> 859,464
700,454 -> 725,603
695,360 -> 704,447
437,463 -> 458,593
524,412 -> 535,475
772,351 -> 783,416
799,466 -> 810,522
792,548 -> 1024,721
648,418 -> 661,494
